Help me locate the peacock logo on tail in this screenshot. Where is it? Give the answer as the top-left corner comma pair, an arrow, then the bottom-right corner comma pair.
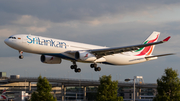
135,34 -> 159,56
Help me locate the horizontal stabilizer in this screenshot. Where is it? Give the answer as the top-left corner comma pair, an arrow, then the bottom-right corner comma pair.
145,53 -> 175,59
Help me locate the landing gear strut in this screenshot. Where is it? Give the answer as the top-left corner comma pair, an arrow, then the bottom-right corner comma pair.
70,61 -> 81,73
19,51 -> 24,59
90,63 -> 101,72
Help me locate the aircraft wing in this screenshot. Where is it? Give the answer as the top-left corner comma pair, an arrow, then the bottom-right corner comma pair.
87,36 -> 171,57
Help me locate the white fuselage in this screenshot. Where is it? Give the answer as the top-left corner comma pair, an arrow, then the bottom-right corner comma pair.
4,34 -> 149,65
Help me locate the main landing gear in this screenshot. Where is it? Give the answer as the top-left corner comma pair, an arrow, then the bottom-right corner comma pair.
90,63 -> 101,72
70,62 -> 101,73
70,61 -> 81,73
19,51 -> 24,59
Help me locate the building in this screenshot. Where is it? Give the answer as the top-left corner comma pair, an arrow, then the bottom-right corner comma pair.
0,72 -> 157,101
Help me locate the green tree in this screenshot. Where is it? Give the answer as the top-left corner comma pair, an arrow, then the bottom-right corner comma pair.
96,75 -> 123,101
30,75 -> 57,101
153,68 -> 180,101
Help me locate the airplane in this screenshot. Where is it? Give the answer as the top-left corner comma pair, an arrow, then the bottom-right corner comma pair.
4,31 -> 173,73
0,89 -> 7,100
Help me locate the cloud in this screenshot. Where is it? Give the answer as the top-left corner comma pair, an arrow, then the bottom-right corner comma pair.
1,0 -> 180,83
0,0 -> 180,25
0,15 -> 52,39
12,15 -> 51,33
0,29 -> 16,37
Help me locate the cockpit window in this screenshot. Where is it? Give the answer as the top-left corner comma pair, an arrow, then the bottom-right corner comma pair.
8,37 -> 16,39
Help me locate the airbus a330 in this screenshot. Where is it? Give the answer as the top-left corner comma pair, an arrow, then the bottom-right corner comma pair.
4,31 -> 173,73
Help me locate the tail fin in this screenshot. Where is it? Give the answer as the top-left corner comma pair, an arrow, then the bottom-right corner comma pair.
2,89 -> 6,94
1,89 -> 7,99
134,31 -> 160,56
1,95 -> 7,99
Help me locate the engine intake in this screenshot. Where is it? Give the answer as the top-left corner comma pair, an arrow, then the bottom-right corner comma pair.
41,55 -> 62,64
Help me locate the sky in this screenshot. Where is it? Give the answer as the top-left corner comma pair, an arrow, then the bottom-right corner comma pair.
0,0 -> 180,83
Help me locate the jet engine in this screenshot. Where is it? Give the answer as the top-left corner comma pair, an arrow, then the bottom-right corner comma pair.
75,51 -> 97,62
41,55 -> 62,64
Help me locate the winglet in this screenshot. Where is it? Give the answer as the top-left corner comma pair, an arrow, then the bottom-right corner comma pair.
163,36 -> 171,42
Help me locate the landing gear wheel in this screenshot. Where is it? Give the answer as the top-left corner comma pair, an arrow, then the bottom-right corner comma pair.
77,68 -> 81,72
97,67 -> 101,71
70,65 -> 77,69
19,55 -> 24,59
90,64 -> 94,68
70,65 -> 74,69
94,68 -> 97,71
90,63 -> 97,68
94,67 -> 101,71
75,68 -> 81,73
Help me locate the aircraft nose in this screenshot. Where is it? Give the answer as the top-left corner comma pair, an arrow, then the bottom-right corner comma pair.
4,38 -> 9,45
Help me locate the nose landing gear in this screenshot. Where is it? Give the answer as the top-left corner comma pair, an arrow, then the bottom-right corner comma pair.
19,51 -> 24,59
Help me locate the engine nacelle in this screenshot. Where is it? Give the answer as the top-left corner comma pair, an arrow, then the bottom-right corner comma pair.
41,55 -> 62,64
75,51 -> 97,62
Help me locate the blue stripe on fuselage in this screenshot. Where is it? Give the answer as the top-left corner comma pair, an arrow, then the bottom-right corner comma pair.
102,62 -> 116,65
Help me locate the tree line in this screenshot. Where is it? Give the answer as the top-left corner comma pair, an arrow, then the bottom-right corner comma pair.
29,67 -> 180,101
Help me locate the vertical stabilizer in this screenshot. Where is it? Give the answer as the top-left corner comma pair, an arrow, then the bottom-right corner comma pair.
1,89 -> 7,99
134,31 -> 160,56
